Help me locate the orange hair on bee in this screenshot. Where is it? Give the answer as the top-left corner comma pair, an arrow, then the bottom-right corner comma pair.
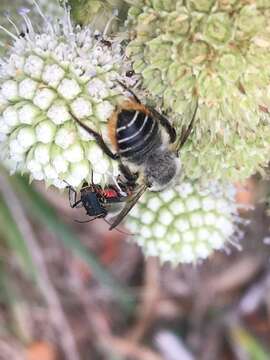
108,110 -> 118,150
118,100 -> 151,115
107,100 -> 151,150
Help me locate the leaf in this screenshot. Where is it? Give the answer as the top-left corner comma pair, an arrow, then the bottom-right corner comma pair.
0,197 -> 36,279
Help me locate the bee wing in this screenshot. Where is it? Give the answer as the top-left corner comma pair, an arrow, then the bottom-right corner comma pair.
175,99 -> 198,153
109,184 -> 148,230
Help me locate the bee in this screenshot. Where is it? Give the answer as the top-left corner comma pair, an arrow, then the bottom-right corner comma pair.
70,81 -> 198,229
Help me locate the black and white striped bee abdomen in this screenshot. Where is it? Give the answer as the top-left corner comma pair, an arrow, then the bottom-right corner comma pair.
116,109 -> 161,164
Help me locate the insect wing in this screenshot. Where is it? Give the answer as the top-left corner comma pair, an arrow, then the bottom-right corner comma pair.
109,184 -> 148,230
175,99 -> 199,153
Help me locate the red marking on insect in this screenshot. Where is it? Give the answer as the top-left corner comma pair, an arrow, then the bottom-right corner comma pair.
101,188 -> 119,198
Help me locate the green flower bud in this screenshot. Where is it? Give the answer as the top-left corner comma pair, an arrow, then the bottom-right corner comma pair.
127,180 -> 242,265
126,1 -> 270,182
0,5 -> 125,188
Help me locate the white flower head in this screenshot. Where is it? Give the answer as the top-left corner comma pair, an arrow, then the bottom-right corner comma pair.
127,181 -> 243,265
0,1 -> 125,188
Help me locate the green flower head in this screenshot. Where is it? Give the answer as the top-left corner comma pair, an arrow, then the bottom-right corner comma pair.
126,0 -> 270,182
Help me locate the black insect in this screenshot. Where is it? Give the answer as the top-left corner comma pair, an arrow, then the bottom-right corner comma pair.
70,82 -> 198,229
66,175 -> 131,225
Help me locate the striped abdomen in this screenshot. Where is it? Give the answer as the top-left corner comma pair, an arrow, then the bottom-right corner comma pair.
116,109 -> 161,164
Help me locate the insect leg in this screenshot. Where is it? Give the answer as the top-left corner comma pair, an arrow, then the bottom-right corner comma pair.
119,163 -> 138,185
149,107 -> 176,143
70,112 -> 119,160
66,184 -> 82,208
116,80 -> 141,104
176,99 -> 199,152
75,215 -> 104,223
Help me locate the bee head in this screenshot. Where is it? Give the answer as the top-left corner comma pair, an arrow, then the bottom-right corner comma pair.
144,150 -> 181,191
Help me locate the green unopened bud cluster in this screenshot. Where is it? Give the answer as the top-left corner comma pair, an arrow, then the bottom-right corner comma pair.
127,180 -> 242,264
126,0 -> 270,182
0,6 -> 126,188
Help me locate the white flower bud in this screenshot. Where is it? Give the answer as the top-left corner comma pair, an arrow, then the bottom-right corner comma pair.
35,120 -> 56,144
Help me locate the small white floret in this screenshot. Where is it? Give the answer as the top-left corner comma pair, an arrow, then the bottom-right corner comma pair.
47,102 -> 70,125
71,97 -> 93,118
142,210 -> 155,225
159,209 -> 173,225
44,164 -> 58,179
1,80 -> 18,101
34,143 -> 50,164
3,107 -> 18,127
17,127 -> 36,148
42,64 -> 65,87
148,197 -> 162,211
169,200 -> 185,215
87,78 -> 109,99
55,126 -> 76,149
175,218 -> 190,232
52,155 -> 69,173
18,104 -> 39,124
63,143 -> 84,162
58,78 -> 81,100
24,55 -> 44,78
95,101 -> 114,121
36,120 -> 56,144
33,88 -> 56,110
70,161 -> 90,179
19,79 -> 38,99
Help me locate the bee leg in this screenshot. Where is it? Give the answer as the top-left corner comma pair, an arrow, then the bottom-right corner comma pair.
116,80 -> 141,104
149,107 -> 176,143
119,163 -> 138,185
70,112 -> 119,160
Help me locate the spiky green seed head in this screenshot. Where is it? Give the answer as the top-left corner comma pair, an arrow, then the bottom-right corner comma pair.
125,0 -> 270,182
127,180 -> 242,265
0,7 -> 126,189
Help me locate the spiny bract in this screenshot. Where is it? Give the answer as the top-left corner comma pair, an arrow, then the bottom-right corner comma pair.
127,180 -> 242,265
0,5 -> 125,188
126,0 -> 270,182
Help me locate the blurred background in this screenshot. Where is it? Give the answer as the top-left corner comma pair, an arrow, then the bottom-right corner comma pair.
0,172 -> 270,360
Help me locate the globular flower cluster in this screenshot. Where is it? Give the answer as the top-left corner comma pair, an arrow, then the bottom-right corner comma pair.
0,6 -> 125,188
126,0 -> 270,182
0,1 -> 246,264
127,180 -> 242,264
